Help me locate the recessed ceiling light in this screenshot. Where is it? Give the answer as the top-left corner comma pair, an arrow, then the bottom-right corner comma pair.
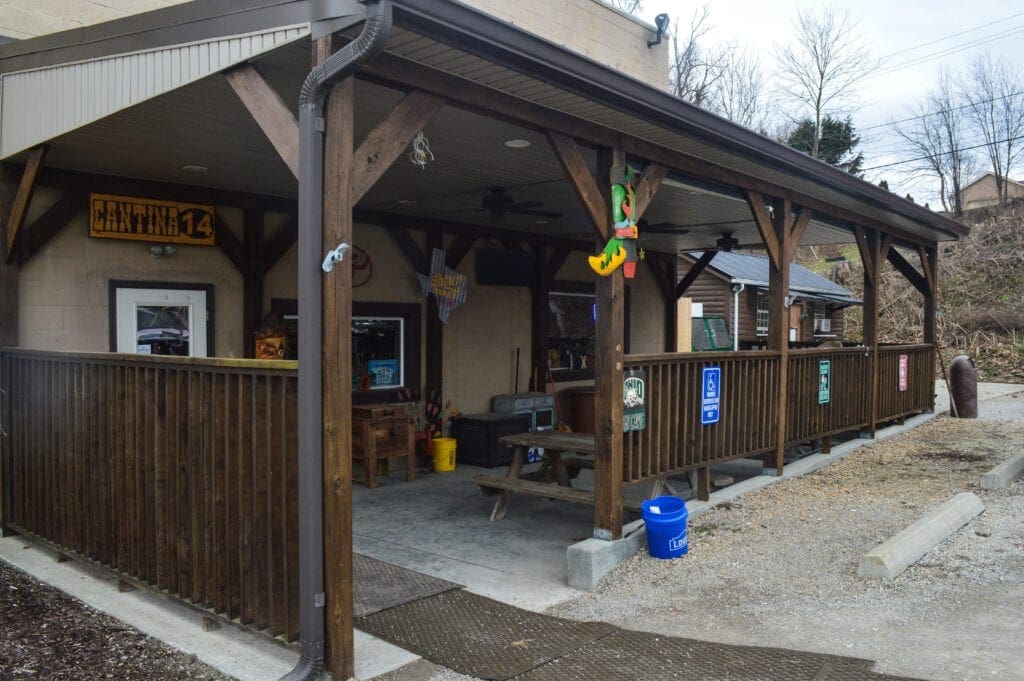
504,139 -> 530,149
181,164 -> 207,173
536,219 -> 548,224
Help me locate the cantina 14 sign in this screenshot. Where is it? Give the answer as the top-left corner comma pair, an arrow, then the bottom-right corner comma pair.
90,194 -> 216,246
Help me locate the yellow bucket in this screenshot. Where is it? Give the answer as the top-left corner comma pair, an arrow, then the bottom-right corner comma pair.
431,438 -> 457,472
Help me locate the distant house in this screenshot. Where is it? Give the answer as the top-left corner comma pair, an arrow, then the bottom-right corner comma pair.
680,251 -> 861,350
960,173 -> 1024,210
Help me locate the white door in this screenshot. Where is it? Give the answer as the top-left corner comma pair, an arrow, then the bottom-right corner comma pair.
115,287 -> 208,357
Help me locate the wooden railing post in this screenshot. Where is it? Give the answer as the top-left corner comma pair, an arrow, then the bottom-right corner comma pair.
766,198 -> 792,475
593,148 -> 624,540
855,226 -> 889,437
921,245 -> 938,413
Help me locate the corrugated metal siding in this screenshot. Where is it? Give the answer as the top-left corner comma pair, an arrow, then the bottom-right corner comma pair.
1,24 -> 310,159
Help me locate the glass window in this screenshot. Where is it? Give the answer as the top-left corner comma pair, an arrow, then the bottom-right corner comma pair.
547,292 -> 596,372
352,317 -> 404,390
755,294 -> 769,336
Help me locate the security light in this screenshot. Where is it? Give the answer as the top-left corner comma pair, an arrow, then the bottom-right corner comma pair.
648,14 -> 670,48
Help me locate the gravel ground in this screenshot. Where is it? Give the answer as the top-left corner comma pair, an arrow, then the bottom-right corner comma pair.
0,560 -> 234,680
549,398 -> 1024,681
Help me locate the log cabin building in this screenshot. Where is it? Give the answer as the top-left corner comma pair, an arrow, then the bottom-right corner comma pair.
679,251 -> 860,350
0,1 -> 967,677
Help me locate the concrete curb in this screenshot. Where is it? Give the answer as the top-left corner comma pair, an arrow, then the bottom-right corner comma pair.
567,413 -> 938,590
980,451 -> 1024,490
857,492 -> 984,580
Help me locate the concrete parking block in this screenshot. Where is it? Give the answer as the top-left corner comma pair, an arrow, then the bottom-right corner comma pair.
857,492 -> 984,580
980,451 -> 1024,490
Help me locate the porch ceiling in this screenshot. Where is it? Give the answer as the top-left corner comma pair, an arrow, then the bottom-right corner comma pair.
0,9 -> 929,254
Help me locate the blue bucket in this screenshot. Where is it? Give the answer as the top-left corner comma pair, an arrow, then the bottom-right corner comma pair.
641,495 -> 689,559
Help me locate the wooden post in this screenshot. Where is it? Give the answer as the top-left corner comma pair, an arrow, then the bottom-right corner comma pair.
676,297 -> 692,352
531,245 -> 548,392
766,197 -> 792,475
593,148 -> 624,540
243,209 -> 265,358
0,169 -> 18,348
921,245 -> 938,413
321,76 -> 355,681
855,226 -> 888,438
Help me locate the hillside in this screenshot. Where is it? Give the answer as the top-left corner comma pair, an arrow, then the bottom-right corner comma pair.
797,201 -> 1024,383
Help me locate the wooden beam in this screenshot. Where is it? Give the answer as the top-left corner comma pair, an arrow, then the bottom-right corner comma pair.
387,227 -> 425,272
918,245 -> 936,296
355,208 -> 592,252
15,192 -> 86,265
645,255 -> 675,302
5,145 -> 47,261
545,247 -> 572,286
224,65 -> 300,179
243,209 -> 265,358
886,247 -> 929,297
766,196 -> 792,475
424,229 -> 444,393
321,76 -> 355,681
13,164 -> 296,215
790,207 -> 813,248
0,170 -> 18,347
214,216 -> 247,274
444,234 -> 476,270
262,215 -> 298,275
531,244 -> 548,393
593,148 -> 624,541
922,245 -> 937,349
351,91 -> 445,204
862,228 -> 882,438
632,163 -> 668,221
359,51 -> 950,248
745,190 -> 779,267
853,225 -> 875,284
547,131 -> 609,241
675,251 -> 716,299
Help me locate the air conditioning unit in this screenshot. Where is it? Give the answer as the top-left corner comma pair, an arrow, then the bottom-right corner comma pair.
815,318 -> 832,333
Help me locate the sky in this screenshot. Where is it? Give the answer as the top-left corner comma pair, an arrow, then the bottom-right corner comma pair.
634,0 -> 1024,207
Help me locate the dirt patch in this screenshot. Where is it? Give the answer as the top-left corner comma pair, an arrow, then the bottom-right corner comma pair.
550,413 -> 1024,681
0,560 -> 233,680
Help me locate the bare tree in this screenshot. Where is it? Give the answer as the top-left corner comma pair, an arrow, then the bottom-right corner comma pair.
894,69 -> 978,216
707,48 -> 777,134
775,5 -> 874,159
669,5 -> 729,108
963,53 -> 1024,204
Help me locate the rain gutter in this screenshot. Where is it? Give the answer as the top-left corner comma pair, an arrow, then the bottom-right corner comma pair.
283,1 -> 391,679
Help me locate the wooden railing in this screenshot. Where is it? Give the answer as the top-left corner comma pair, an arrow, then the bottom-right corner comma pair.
877,344 -> 935,422
622,351 -> 780,484
786,347 -> 871,443
0,350 -> 299,642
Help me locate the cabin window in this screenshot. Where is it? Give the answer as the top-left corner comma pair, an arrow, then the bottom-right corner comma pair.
755,294 -> 769,336
109,281 -> 213,357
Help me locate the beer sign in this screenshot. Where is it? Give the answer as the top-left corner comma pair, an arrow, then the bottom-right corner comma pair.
90,193 -> 216,246
623,368 -> 647,432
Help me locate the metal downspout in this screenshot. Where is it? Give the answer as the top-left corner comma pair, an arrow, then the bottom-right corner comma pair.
283,2 -> 391,679
732,283 -> 744,352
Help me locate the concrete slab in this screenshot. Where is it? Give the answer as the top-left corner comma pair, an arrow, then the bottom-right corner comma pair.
857,492 -> 985,580
566,519 -> 647,590
980,451 -> 1024,490
0,537 -> 418,681
933,380 -> 1023,415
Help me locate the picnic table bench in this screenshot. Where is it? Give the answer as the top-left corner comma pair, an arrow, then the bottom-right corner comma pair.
473,430 -> 717,521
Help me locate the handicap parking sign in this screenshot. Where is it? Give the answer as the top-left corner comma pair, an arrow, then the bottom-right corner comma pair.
701,366 -> 721,425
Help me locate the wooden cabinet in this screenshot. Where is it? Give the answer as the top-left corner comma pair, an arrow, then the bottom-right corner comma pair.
351,404 -> 415,489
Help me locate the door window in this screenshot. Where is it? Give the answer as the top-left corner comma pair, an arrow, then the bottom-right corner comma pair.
113,285 -> 210,357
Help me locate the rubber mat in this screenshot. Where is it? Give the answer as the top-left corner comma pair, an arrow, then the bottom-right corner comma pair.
356,589 -> 616,680
512,629 -> 897,681
352,553 -> 460,618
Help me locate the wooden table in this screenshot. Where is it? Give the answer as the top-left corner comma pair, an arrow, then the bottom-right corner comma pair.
474,431 -> 614,521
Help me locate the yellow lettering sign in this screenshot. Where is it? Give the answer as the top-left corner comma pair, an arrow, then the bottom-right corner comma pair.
88,194 -> 216,246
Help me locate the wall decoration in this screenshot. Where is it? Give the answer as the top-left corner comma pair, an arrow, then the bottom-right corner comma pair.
818,359 -> 831,405
417,248 -> 468,323
623,368 -> 647,432
701,366 -> 721,425
588,164 -> 640,278
898,354 -> 909,392
351,246 -> 372,287
90,193 -> 215,245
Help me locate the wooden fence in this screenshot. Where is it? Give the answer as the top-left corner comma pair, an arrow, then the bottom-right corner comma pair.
786,347 -> 871,442
623,351 -> 780,484
0,350 -> 300,642
877,344 -> 935,421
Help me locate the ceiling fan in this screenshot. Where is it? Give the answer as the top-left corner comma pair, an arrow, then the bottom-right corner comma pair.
716,232 -> 739,251
476,186 -> 563,220
638,218 -> 689,234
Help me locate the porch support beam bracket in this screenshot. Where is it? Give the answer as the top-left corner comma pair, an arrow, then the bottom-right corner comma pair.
351,90 -> 445,205
387,227 -> 425,272
886,247 -> 929,297
224,65 -> 300,179
745,190 -> 779,268
918,245 -> 936,296
15,191 -> 86,265
214,215 -> 248,275
632,163 -> 668,220
545,248 -> 572,288
675,250 -> 716,299
546,131 -> 610,241
262,215 -> 298,275
5,145 -> 48,263
853,225 -> 876,285
445,234 -> 476,270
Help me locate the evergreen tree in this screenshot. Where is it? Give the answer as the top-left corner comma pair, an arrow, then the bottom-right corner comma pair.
787,116 -> 865,176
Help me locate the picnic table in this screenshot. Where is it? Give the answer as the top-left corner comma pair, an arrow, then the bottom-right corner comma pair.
473,430 -> 724,520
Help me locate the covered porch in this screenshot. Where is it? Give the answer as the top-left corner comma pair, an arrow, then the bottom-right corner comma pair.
0,0 -> 965,678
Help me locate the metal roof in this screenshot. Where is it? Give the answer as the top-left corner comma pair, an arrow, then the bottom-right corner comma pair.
687,251 -> 860,301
